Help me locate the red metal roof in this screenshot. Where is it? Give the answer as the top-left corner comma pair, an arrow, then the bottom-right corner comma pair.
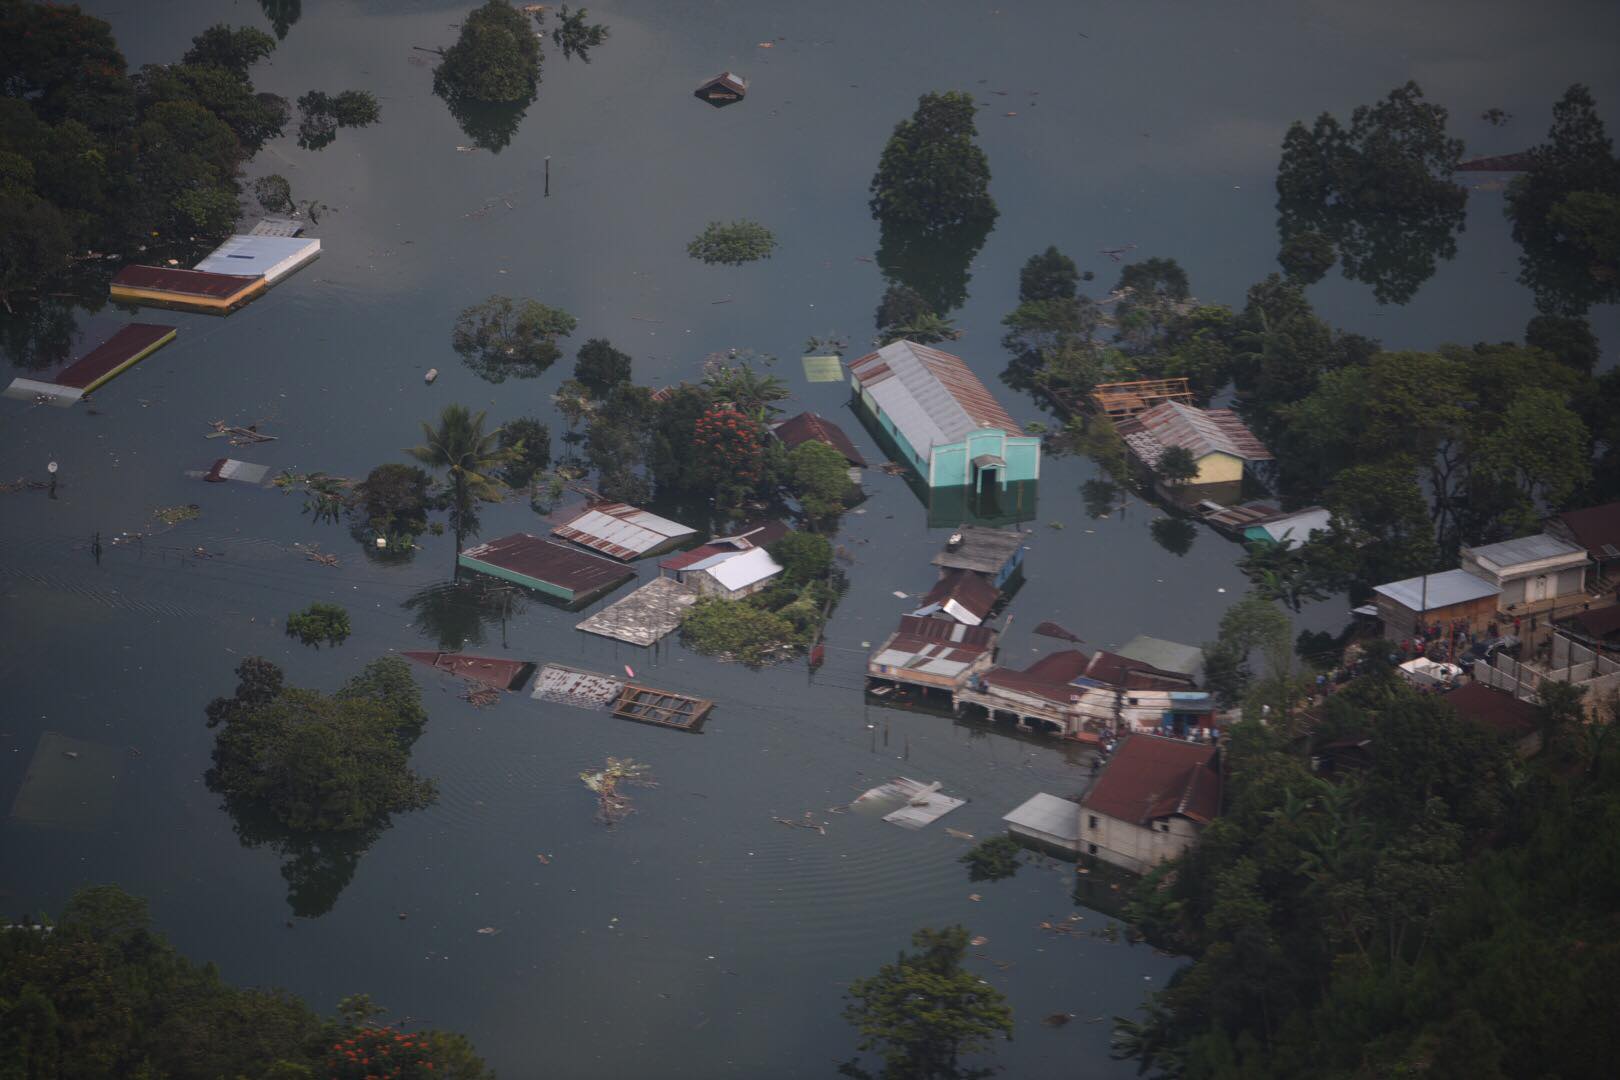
1444,681 -> 1539,740
52,324 -> 176,389
880,614 -> 996,665
111,265 -> 262,298
773,411 -> 866,466
1082,735 -> 1221,825
402,651 -> 536,692
1083,651 -> 1196,690
982,650 -> 1090,704
1553,501 -> 1620,557
459,533 -> 633,595
917,568 -> 1000,621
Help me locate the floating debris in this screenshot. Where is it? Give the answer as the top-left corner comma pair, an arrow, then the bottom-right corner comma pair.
580,757 -> 655,825
153,504 -> 201,526
771,813 -> 827,835
970,934 -> 988,946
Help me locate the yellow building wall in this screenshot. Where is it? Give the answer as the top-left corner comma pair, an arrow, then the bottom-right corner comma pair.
1194,451 -> 1244,485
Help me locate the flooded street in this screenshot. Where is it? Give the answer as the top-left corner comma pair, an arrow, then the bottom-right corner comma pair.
3,1 -> 1617,1075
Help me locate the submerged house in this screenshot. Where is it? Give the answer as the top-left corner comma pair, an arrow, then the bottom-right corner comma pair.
847,340 -> 1040,491
110,266 -> 265,313
458,533 -> 634,605
931,525 -> 1029,589
694,71 -> 748,106
551,502 -> 697,561
686,545 -> 784,599
1243,506 -> 1331,547
1116,401 -> 1271,485
193,234 -> 321,285
957,649 -> 1206,739
867,615 -> 997,694
772,411 -> 865,467
4,323 -> 177,405
912,568 -> 1001,626
1079,734 -> 1221,873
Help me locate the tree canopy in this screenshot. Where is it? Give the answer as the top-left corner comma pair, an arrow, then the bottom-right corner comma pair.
869,91 -> 997,231
434,0 -> 541,105
841,925 -> 1013,1080
451,295 -> 577,381
205,656 -> 435,834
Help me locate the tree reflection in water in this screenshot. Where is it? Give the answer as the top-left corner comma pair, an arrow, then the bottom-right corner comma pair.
875,217 -> 993,317
440,94 -> 533,154
403,575 -> 524,651
1150,515 -> 1198,557
226,799 -> 380,918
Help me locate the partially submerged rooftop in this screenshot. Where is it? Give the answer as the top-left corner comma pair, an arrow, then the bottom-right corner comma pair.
459,533 -> 634,603
1081,734 -> 1221,826
932,525 -> 1027,576
773,411 -> 866,466
1003,792 -> 1082,849
870,615 -> 996,680
1117,635 -> 1205,681
110,265 -> 265,310
576,577 -> 697,646
552,501 -> 698,561
402,651 -> 535,692
848,340 -> 1022,452
912,568 -> 1000,626
194,234 -> 321,285
1118,401 -> 1271,467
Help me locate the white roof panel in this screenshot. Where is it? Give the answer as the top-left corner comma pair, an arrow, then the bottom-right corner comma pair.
1003,793 -> 1081,843
194,235 -> 321,284
703,546 -> 782,591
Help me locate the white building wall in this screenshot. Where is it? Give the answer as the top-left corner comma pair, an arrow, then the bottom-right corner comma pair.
1080,810 -> 1202,873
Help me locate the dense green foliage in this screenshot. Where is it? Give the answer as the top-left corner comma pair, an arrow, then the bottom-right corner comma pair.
869,91 -> 997,231
498,415 -> 552,488
573,337 -> 633,396
1116,674 -> 1620,1080
1505,84 -> 1620,314
406,404 -> 517,551
0,886 -> 491,1078
1275,81 -> 1467,303
353,463 -> 435,542
451,295 -> 577,381
679,533 -> 838,664
959,836 -> 1022,882
433,0 -> 540,104
841,925 -> 1013,1080
204,657 -> 435,834
680,596 -> 803,665
295,88 -> 380,150
787,440 -> 854,527
549,5 -> 610,62
687,219 -> 778,265
0,6 -> 287,303
285,602 -> 351,648
1018,245 -> 1079,302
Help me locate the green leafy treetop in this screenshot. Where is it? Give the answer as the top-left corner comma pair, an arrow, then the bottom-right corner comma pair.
841,925 -> 1014,1080
204,656 -> 435,833
573,337 -> 633,396
1018,245 -> 1079,302
687,219 -> 778,265
870,91 -> 998,231
434,0 -> 541,104
452,295 -> 577,382
406,403 -> 518,555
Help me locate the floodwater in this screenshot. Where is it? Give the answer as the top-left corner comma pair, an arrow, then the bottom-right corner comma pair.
3,1 -> 1617,1076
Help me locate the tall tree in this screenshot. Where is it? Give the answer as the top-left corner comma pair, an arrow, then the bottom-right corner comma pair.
405,404 -> 516,556
573,337 -> 632,396
841,925 -> 1013,1080
869,91 -> 997,231
1018,245 -> 1079,302
451,295 -> 576,382
1275,81 -> 1467,303
434,0 -> 541,104
1506,84 -> 1620,313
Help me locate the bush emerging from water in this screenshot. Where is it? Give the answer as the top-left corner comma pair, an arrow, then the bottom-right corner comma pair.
285,602 -> 352,648
680,597 -> 803,665
687,220 -> 778,265
960,835 -> 1023,881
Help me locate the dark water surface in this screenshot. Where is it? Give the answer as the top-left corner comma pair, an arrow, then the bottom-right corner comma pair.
3,1 -> 1617,1076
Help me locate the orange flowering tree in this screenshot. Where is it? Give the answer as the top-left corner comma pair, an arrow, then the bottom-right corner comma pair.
326,1027 -> 437,1078
692,404 -> 771,507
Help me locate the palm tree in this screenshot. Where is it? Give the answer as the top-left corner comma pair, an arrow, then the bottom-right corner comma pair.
406,404 -> 517,563
701,359 -> 788,420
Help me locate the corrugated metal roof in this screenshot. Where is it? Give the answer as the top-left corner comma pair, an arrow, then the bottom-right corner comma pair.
111,265 -> 262,299
1250,507 -> 1332,545
1117,401 -> 1272,465
847,340 -> 1020,451
1373,568 -> 1500,611
932,525 -> 1027,575
461,533 -> 634,594
1003,793 -> 1081,843
1464,533 -> 1584,569
1117,636 -> 1205,679
698,546 -> 783,591
52,324 -> 177,390
1082,735 -> 1221,826
248,217 -> 304,237
773,411 -> 866,466
552,502 -> 697,561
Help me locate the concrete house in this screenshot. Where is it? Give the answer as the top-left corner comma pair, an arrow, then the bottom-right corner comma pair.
1116,401 -> 1272,485
847,340 -> 1039,491
1460,534 -> 1588,609
686,546 -> 784,600
1080,735 -> 1221,873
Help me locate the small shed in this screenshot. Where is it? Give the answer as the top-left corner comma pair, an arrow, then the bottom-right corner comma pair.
110,265 -> 266,312
688,545 -> 783,599
694,71 -> 748,106
1003,792 -> 1082,855
773,411 -> 866,467
1372,568 -> 1501,637
551,502 -> 697,561
194,234 -> 321,285
1459,534 -> 1588,607
932,525 -> 1028,588
458,533 -> 634,605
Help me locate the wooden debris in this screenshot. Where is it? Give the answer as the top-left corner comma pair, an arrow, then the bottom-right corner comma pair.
580,757 -> 655,825
293,542 -> 339,567
771,812 -> 827,835
206,420 -> 277,446
462,686 -> 501,708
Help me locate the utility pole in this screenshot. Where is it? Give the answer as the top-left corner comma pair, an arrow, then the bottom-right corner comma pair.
544,156 -> 550,197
